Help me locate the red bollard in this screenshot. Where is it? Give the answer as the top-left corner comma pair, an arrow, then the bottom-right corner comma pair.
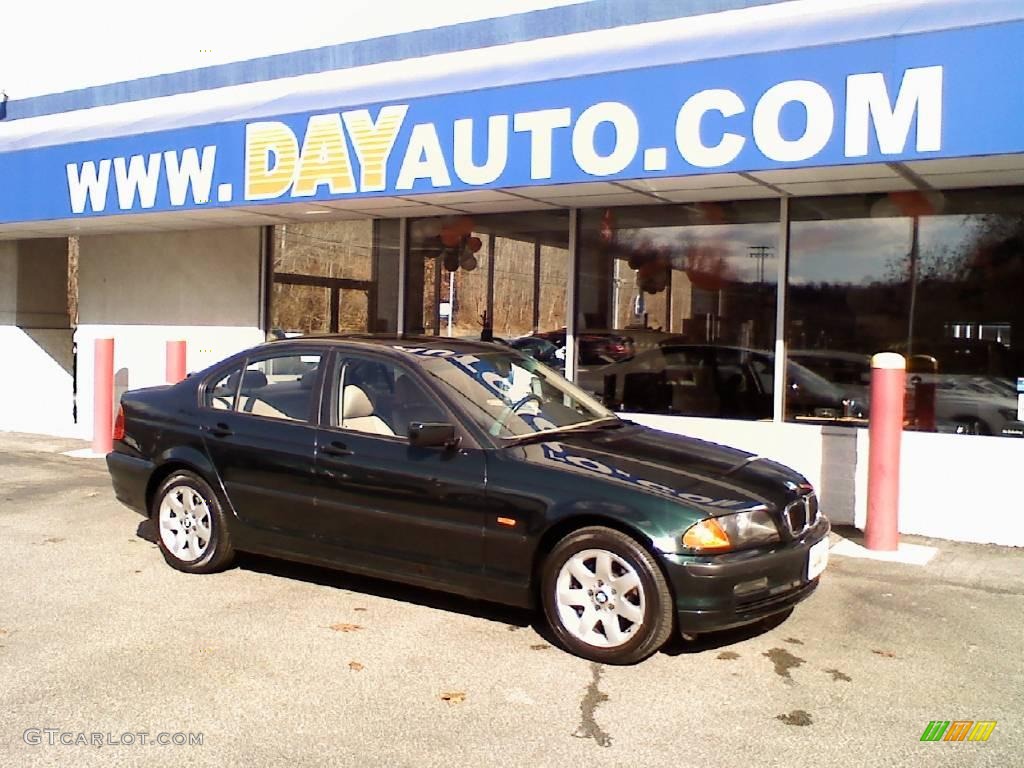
865,352 -> 906,551
166,340 -> 187,384
92,338 -> 115,455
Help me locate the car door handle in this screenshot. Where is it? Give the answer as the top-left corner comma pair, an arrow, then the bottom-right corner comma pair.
321,441 -> 354,458
204,423 -> 233,438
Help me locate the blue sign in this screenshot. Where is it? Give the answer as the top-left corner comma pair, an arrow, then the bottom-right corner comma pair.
1,21 -> 1023,224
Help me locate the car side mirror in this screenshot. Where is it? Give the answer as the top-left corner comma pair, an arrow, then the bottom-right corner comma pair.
408,422 -> 459,450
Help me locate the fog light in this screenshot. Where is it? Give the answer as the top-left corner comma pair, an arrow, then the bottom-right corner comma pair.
733,577 -> 768,597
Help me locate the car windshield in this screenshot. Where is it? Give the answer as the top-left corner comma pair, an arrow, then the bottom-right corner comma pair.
395,346 -> 615,440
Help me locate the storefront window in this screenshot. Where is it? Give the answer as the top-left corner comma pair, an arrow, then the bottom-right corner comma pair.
787,189 -> 1024,437
574,201 -> 780,420
404,211 -> 570,356
270,219 -> 400,337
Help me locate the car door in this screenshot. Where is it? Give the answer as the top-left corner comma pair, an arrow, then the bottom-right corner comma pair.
311,350 -> 488,587
198,346 -> 325,539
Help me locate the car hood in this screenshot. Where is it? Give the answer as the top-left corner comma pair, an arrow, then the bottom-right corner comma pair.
509,423 -> 808,514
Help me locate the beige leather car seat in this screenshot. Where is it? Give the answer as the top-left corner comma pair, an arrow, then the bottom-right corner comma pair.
242,397 -> 291,419
341,385 -> 395,436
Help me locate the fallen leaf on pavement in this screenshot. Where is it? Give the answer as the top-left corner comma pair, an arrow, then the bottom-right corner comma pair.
872,649 -> 896,658
348,661 -> 364,672
327,623 -> 363,633
440,692 -> 466,704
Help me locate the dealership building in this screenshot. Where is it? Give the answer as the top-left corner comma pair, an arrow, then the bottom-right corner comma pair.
2,0 -> 1023,545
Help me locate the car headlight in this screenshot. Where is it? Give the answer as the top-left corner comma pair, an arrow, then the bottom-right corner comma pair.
681,507 -> 781,553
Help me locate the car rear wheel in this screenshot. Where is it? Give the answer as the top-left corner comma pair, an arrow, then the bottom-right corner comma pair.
153,470 -> 235,574
541,526 -> 674,665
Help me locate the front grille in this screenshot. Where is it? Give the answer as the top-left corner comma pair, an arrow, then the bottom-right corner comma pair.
784,491 -> 818,537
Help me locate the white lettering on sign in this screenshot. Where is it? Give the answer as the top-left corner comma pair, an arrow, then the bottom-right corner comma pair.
675,88 -> 746,168
113,153 -> 161,209
753,80 -> 835,162
396,122 -> 452,190
164,147 -> 217,206
67,159 -> 112,214
62,65 -> 946,215
571,102 -> 639,176
513,108 -> 573,180
845,66 -> 943,157
454,115 -> 510,185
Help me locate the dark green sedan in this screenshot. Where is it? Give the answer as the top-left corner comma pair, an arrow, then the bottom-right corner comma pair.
106,334 -> 830,665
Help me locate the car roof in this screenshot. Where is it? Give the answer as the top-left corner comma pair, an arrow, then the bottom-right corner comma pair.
263,332 -> 510,356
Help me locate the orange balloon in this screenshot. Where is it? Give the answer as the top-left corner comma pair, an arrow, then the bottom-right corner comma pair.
440,229 -> 461,247
467,236 -> 482,253
452,216 -> 475,236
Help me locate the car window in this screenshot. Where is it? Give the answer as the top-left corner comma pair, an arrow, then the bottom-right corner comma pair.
231,353 -> 322,422
333,357 -> 447,439
204,367 -> 243,410
402,347 -> 614,439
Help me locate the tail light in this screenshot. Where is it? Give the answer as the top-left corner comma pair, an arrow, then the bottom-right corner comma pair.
113,405 -> 125,441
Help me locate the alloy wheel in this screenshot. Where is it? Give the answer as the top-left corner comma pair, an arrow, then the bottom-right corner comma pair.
554,548 -> 645,648
158,485 -> 213,563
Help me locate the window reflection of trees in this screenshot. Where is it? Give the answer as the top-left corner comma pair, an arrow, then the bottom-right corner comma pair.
787,189 -> 1024,436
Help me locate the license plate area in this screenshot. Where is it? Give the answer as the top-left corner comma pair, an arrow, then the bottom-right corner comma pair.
807,537 -> 829,580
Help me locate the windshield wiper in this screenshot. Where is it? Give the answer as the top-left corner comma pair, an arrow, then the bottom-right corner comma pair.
503,418 -> 626,445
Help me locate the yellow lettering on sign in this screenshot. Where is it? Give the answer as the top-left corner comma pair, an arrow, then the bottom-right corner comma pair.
292,113 -> 356,197
244,122 -> 299,200
343,105 -> 408,192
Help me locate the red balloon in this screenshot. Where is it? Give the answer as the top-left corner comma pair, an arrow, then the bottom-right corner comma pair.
452,216 -> 475,236
440,229 -> 461,248
467,236 -> 483,253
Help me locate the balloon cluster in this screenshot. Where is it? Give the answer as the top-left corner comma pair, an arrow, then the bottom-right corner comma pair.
626,246 -> 672,294
418,216 -> 482,272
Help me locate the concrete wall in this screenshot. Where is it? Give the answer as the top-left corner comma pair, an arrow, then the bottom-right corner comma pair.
627,414 -> 1024,547
0,239 -> 76,436
74,228 -> 266,440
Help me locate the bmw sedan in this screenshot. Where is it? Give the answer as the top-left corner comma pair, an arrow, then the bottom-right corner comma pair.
106,334 -> 830,665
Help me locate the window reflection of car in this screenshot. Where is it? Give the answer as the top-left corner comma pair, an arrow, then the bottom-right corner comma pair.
580,344 -> 864,421
918,374 -> 1023,437
533,328 -> 636,365
790,348 -> 1023,437
506,336 -> 565,370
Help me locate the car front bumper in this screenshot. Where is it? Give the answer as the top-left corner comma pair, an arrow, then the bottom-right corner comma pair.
660,517 -> 830,634
106,451 -> 155,517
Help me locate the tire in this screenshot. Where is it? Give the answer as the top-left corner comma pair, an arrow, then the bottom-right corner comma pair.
541,526 -> 674,665
151,470 -> 235,574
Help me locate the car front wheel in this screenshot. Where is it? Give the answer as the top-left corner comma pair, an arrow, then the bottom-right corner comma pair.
541,526 -> 674,665
153,470 -> 235,574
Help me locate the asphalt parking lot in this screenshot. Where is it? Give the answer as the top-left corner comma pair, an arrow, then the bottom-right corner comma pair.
1,432 -> 1021,768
